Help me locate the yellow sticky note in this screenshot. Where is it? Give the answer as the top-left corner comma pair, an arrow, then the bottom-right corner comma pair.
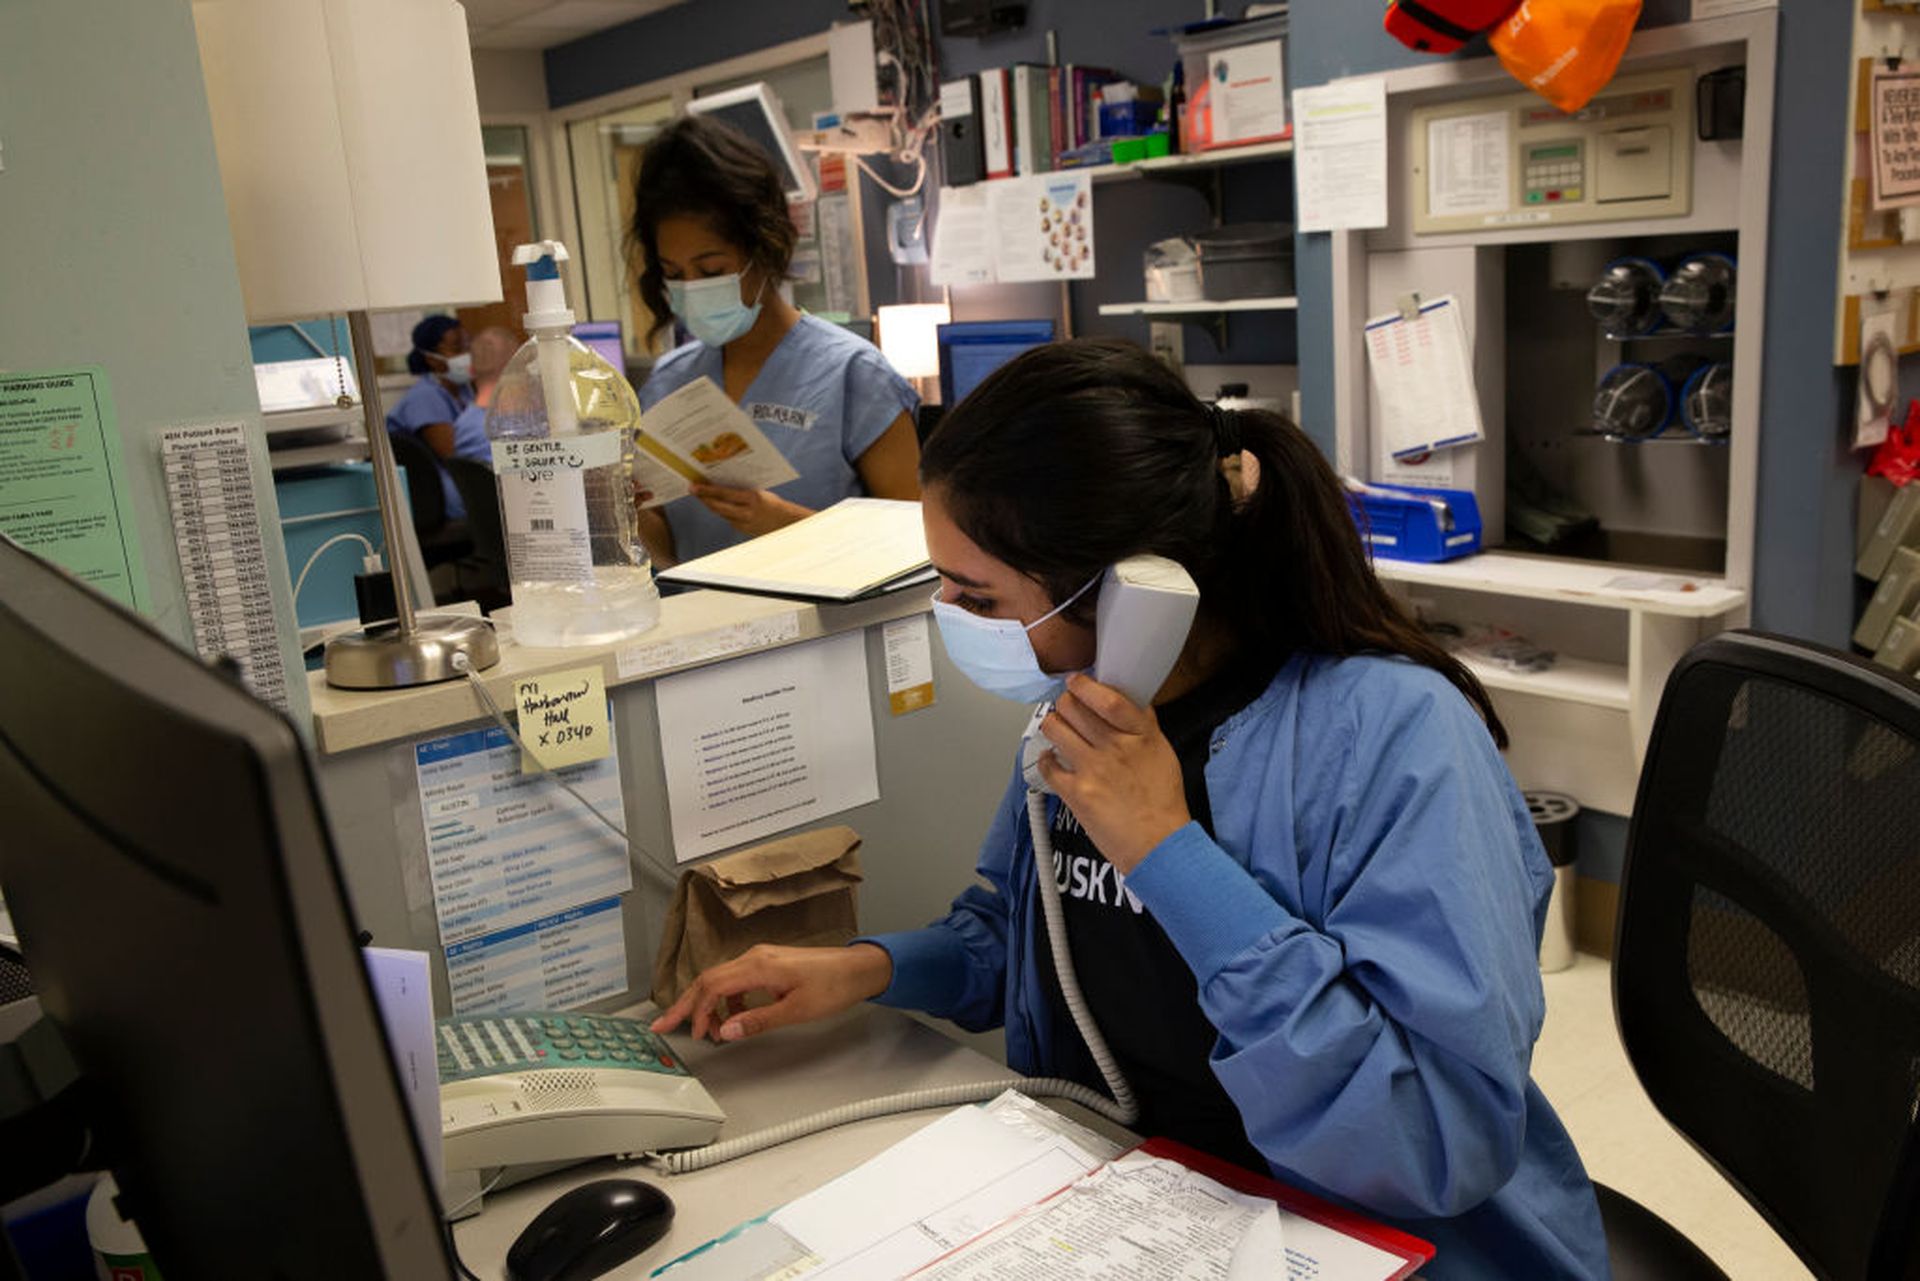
515,666 -> 612,772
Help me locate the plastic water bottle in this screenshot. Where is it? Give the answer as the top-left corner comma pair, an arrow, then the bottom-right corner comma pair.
1586,257 -> 1666,338
1659,252 -> 1738,335
487,241 -> 660,647
1680,362 -> 1733,439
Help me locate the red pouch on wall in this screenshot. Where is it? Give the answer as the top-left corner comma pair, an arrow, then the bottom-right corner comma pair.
1384,0 -> 1522,55
1490,0 -> 1644,114
1868,400 -> 1920,487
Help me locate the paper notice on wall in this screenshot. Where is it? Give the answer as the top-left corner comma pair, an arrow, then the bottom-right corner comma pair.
444,896 -> 628,1016
988,171 -> 1095,282
0,368 -> 148,612
654,631 -> 879,861
1364,296 -> 1486,460
882,614 -> 936,715
1293,78 -> 1388,232
414,718 -> 632,947
1427,111 -> 1511,218
931,184 -> 997,287
1873,68 -> 1920,210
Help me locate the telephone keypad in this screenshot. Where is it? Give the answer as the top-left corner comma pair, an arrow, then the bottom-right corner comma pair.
435,1011 -> 688,1084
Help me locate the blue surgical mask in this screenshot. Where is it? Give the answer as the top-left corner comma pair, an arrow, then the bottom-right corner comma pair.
667,272 -> 765,347
929,576 -> 1099,704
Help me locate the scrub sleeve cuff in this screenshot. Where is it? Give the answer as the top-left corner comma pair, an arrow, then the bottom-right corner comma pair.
854,929 -> 967,1012
1124,822 -> 1294,982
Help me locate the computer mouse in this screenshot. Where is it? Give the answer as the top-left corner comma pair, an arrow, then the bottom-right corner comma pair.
505,1178 -> 675,1281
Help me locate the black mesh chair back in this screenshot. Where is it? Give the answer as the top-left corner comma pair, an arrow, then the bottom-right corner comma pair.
445,457 -> 508,598
386,430 -> 448,534
1616,631 -> 1920,1280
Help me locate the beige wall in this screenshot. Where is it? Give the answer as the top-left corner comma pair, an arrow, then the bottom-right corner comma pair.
471,48 -> 549,116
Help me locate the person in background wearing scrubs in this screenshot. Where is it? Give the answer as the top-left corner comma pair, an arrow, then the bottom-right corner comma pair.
386,313 -> 472,521
654,341 -> 1612,1280
628,115 -> 920,567
450,325 -> 521,464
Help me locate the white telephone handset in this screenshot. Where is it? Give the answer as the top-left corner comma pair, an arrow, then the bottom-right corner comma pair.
1021,555 -> 1201,792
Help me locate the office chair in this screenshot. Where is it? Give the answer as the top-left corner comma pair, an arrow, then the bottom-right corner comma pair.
444,457 -> 510,612
386,430 -> 473,564
1604,631 -> 1920,1281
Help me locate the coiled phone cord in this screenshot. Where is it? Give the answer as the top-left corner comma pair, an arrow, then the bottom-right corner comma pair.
646,790 -> 1139,1174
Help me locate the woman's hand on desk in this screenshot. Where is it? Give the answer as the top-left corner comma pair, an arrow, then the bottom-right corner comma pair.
690,482 -> 812,537
650,942 -> 893,1043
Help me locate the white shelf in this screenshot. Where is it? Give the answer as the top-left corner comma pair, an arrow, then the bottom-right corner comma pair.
1459,653 -> 1631,712
1373,551 -> 1747,618
1085,138 -> 1294,184
1097,297 -> 1298,317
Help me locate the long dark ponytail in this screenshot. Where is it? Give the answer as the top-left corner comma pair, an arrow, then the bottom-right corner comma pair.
921,338 -> 1507,748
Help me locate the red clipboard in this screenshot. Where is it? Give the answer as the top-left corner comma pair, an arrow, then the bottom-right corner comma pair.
1135,1137 -> 1437,1279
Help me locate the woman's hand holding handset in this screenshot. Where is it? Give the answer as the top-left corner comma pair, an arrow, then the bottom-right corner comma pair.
650,942 -> 893,1043
1036,674 -> 1191,875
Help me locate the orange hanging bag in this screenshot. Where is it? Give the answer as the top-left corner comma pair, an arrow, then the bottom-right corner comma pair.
1489,0 -> 1644,114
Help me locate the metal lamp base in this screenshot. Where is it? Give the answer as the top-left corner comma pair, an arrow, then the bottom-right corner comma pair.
323,614 -> 501,690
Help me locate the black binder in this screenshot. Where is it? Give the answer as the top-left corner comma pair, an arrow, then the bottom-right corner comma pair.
938,75 -> 985,187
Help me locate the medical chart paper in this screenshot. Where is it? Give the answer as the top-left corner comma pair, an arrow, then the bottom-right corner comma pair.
414,718 -> 632,947
654,631 -> 879,861
659,497 -> 930,602
1363,295 -> 1486,460
912,1151 -> 1282,1281
444,896 -> 628,1017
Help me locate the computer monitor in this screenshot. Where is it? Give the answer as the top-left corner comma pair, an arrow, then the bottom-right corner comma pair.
572,319 -> 626,372
686,82 -> 818,203
0,535 -> 453,1278
937,320 -> 1056,407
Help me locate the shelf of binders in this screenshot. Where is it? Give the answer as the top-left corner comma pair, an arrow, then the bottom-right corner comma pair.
1097,296 -> 1298,318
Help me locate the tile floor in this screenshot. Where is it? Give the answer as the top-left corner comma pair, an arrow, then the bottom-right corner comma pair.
1536,954 -> 1812,1279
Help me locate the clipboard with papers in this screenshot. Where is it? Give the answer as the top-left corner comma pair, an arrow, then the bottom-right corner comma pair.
657,498 -> 936,604
1362,294 -> 1486,462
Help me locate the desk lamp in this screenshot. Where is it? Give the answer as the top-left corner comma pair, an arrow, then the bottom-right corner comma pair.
193,0 -> 503,688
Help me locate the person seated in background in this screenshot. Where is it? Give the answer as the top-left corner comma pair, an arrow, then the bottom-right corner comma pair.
450,325 -> 522,464
386,313 -> 472,521
627,115 -> 921,568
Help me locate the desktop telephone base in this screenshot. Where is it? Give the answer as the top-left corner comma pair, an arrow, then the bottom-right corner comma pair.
437,1011 -> 724,1181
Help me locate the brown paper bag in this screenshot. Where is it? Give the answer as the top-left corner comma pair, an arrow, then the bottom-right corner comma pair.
650,826 -> 864,1008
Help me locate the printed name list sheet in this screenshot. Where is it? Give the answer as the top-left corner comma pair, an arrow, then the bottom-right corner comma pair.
414,720 -> 633,1013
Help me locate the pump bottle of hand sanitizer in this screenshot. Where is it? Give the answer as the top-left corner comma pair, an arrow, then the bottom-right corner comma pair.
485,241 -> 660,646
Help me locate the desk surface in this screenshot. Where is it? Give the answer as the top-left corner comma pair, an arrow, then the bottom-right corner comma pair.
451,1005 -> 1093,1280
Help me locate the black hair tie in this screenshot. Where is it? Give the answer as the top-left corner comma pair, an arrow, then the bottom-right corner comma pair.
1209,402 -> 1242,459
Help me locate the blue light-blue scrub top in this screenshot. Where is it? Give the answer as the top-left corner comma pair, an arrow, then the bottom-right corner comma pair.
637,315 -> 917,564
385,374 -> 472,521
451,401 -> 493,465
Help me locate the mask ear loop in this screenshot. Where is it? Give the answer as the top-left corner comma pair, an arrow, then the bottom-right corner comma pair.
1024,572 -> 1101,633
